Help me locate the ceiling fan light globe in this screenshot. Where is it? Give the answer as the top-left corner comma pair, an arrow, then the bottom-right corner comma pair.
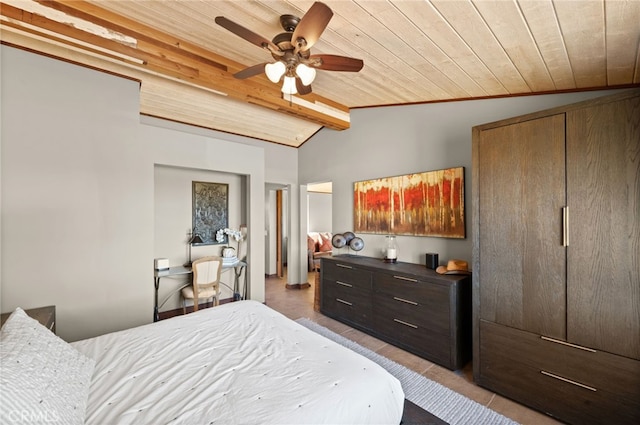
296,63 -> 316,86
265,61 -> 286,83
281,76 -> 298,95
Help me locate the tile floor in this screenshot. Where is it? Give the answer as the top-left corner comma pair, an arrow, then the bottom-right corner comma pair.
264,271 -> 564,425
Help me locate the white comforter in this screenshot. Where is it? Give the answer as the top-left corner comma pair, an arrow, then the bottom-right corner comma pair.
71,300 -> 404,424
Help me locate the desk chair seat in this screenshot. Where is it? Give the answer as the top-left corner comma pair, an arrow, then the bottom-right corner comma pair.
181,256 -> 223,314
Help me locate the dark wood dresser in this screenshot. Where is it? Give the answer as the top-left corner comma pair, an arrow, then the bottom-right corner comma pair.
321,255 -> 471,370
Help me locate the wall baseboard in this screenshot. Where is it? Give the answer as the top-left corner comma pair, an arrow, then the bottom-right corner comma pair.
158,297 -> 234,321
286,282 -> 311,290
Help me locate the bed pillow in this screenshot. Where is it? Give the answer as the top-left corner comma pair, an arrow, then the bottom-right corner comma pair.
0,307 -> 95,425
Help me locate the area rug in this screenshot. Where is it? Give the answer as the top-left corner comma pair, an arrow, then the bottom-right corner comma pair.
296,318 -> 519,425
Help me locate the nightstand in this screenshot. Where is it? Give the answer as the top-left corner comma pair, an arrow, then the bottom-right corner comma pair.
0,305 -> 56,334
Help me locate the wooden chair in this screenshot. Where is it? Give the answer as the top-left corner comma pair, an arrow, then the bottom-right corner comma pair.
182,256 -> 223,314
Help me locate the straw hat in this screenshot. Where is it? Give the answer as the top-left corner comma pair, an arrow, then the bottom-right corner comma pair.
436,259 -> 471,275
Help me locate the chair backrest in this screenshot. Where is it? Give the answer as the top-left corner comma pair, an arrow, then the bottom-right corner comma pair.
192,256 -> 223,291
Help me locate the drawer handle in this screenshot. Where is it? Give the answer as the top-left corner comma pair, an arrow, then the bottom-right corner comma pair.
336,264 -> 353,269
393,318 -> 418,329
540,371 -> 596,392
393,275 -> 418,282
393,296 -> 418,305
336,281 -> 353,288
336,298 -> 353,306
540,336 -> 596,353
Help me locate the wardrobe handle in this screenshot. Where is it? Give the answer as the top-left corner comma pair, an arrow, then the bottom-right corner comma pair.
562,207 -> 569,247
540,335 -> 596,352
540,371 -> 596,392
336,264 -> 353,269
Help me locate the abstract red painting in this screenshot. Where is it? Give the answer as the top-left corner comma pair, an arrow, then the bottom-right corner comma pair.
354,167 -> 465,238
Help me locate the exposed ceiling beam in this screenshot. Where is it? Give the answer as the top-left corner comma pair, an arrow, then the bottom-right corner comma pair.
1,0 -> 351,130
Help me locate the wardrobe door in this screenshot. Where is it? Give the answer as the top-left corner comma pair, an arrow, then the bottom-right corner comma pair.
477,114 -> 566,338
566,95 -> 640,360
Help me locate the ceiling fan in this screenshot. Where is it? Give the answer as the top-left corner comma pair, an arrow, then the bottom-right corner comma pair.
215,2 -> 364,96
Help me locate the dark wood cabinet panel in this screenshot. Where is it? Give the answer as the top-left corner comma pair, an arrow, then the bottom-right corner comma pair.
566,95 -> 640,360
321,255 -> 471,370
477,114 -> 567,339
374,313 -> 451,366
479,320 -> 640,425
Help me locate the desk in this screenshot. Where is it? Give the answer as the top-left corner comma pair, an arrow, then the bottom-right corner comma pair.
153,261 -> 247,322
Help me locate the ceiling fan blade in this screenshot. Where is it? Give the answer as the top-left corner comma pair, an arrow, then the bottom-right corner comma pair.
291,2 -> 333,53
296,78 -> 312,95
309,55 -> 364,72
215,16 -> 279,52
233,63 -> 269,79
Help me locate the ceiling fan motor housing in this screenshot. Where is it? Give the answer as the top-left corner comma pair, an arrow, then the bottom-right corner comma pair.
279,14 -> 300,32
271,32 -> 310,71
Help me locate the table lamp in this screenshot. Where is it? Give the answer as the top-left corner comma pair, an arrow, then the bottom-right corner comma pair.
184,232 -> 204,267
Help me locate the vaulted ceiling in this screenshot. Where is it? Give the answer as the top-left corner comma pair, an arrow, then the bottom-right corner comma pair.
2,0 -> 639,147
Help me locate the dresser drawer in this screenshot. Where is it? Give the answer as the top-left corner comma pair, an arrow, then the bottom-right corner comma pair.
323,261 -> 372,292
479,320 -> 640,424
374,291 -> 449,336
375,272 -> 449,299
323,278 -> 371,303
374,274 -> 450,330
322,292 -> 372,327
374,313 -> 451,366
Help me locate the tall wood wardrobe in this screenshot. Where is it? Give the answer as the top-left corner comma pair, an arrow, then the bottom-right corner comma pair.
472,89 -> 640,425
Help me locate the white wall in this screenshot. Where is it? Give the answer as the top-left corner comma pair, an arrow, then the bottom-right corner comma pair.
308,192 -> 332,232
1,46 -> 268,341
299,89 -> 624,268
2,46 -> 147,341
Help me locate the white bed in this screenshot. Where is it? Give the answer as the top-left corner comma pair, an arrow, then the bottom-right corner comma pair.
1,300 -> 404,425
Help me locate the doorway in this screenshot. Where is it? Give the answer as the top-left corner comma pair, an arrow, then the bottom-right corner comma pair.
265,183 -> 288,278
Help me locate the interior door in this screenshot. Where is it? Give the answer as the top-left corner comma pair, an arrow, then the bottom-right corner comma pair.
276,189 -> 283,278
478,114 -> 567,339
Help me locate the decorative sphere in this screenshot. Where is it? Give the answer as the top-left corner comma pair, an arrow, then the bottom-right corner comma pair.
331,233 -> 346,249
349,237 -> 364,251
342,231 -> 356,243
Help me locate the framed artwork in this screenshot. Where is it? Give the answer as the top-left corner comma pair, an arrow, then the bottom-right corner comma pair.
354,167 -> 465,238
192,181 -> 228,245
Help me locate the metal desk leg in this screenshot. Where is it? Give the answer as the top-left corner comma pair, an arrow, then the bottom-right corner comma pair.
242,265 -> 248,299
154,276 -> 160,322
233,265 -> 247,301
233,266 -> 241,301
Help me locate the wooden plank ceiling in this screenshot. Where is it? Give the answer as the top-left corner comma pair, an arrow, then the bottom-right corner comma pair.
2,0 -> 639,147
